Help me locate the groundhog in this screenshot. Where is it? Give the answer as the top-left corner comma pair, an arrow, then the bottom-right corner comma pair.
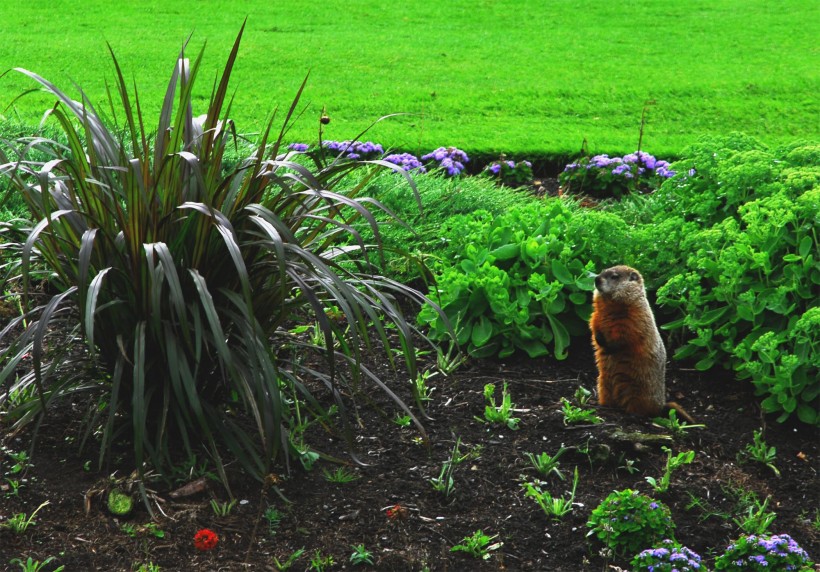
590,265 -> 695,423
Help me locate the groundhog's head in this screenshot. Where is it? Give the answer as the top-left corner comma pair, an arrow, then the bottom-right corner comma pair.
594,265 -> 645,302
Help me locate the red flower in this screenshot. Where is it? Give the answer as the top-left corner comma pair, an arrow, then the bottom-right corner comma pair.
193,528 -> 219,551
386,503 -> 407,520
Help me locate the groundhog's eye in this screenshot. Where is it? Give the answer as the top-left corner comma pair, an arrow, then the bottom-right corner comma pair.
611,272 -> 619,280
630,272 -> 639,281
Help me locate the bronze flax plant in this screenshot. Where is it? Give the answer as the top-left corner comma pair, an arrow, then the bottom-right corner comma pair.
0,24 -> 441,500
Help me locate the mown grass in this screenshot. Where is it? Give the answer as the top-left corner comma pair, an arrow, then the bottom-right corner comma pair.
1,0 -> 817,158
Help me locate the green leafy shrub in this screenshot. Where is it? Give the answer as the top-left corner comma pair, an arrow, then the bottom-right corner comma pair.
343,168 -> 540,281
0,27 -> 433,491
419,199 -> 632,359
586,490 -> 676,559
654,137 -> 819,425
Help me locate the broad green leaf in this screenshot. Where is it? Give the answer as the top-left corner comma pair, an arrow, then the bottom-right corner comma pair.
471,315 -> 494,347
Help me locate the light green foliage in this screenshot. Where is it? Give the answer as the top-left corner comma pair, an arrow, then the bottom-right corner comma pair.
0,28 -> 434,496
644,447 -> 695,493
450,529 -> 503,560
586,490 -> 675,558
107,489 -> 134,516
420,199 -> 632,359
349,169 -> 539,281
481,382 -> 520,430
653,137 -> 819,425
0,2 -> 816,156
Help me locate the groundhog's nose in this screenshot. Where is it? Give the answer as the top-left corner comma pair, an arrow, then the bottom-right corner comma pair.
595,274 -> 603,288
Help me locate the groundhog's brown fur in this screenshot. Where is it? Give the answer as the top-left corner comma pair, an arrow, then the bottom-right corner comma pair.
590,265 -> 694,423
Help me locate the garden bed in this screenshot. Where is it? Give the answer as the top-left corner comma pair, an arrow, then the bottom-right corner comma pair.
2,342 -> 817,571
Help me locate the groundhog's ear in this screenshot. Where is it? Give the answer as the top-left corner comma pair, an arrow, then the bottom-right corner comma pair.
629,271 -> 640,281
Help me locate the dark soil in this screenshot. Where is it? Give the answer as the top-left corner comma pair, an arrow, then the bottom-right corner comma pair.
1,339 -> 818,571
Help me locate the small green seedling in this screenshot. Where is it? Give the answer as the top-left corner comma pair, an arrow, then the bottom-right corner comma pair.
349,544 -> 375,566
392,413 -> 412,427
738,429 -> 780,477
652,409 -> 705,437
322,467 -> 359,483
430,438 -> 461,499
436,344 -> 467,375
560,398 -> 603,425
574,386 -> 593,406
263,506 -> 284,536
210,498 -> 238,517
413,369 -> 437,402
645,447 -> 695,493
9,556 -> 65,572
525,447 -> 567,480
450,529 -> 503,560
273,547 -> 305,571
308,550 -> 334,572
523,467 -> 579,520
733,494 -> 777,535
2,500 -> 49,534
481,382 -> 521,430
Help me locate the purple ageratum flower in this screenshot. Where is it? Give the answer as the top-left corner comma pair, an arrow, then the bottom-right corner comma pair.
612,163 -> 634,179
637,151 -> 658,170
322,140 -> 384,159
422,146 -> 470,176
654,160 -> 676,177
589,154 -> 621,169
288,143 -> 310,152
383,153 -> 426,173
488,163 -> 502,174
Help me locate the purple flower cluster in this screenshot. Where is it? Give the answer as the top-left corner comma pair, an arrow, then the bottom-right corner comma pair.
716,533 -> 814,571
484,158 -> 533,187
564,151 -> 675,179
288,143 -> 310,152
421,147 -> 470,177
383,153 -> 427,173
560,150 -> 676,199
487,160 -> 532,175
632,540 -> 703,572
322,140 -> 384,160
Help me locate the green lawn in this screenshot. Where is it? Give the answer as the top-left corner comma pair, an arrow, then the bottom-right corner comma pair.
1,0 -> 817,157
